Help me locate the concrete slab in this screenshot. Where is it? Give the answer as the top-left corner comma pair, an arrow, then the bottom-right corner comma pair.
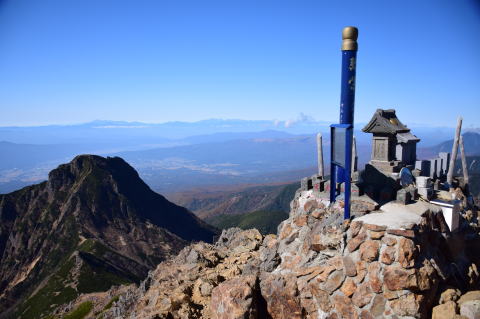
355,201 -> 442,229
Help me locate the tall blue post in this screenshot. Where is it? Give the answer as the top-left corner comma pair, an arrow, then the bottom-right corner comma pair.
330,26 -> 358,220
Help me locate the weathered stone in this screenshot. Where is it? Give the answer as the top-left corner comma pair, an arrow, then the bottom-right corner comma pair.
368,262 -> 382,293
460,300 -> 480,319
440,288 -> 462,304
432,301 -> 458,319
310,230 -> 343,252
317,264 -> 337,282
308,284 -> 331,312
294,215 -> 308,227
350,221 -> 364,237
380,246 -> 396,265
364,224 -> 387,231
303,200 -> 318,213
459,291 -> 480,305
343,256 -> 357,277
369,230 -> 385,239
417,260 -> 436,291
311,209 -> 323,219
352,281 -> 373,307
340,277 -> 357,297
370,294 -> 386,317
332,294 -> 358,319
280,223 -> 293,240
359,240 -> 380,262
390,293 -> 421,317
398,237 -> 416,268
210,275 -> 257,319
382,236 -> 397,246
383,266 -> 417,291
355,260 -> 367,283
260,274 -> 303,319
360,310 -> 374,319
347,229 -> 367,252
386,229 -> 415,238
323,270 -> 345,294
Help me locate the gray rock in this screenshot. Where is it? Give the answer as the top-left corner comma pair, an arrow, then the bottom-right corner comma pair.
460,300 -> 480,319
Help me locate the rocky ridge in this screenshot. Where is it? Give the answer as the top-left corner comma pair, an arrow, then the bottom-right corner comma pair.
57,187 -> 480,318
0,155 -> 217,319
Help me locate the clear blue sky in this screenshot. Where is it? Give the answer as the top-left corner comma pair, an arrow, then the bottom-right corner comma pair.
0,0 -> 479,127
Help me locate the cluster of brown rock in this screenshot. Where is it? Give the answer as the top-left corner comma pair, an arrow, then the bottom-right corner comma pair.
432,290 -> 480,319
57,188 -> 480,319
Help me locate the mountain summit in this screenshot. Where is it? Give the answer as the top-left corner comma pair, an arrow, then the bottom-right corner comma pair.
0,155 -> 217,319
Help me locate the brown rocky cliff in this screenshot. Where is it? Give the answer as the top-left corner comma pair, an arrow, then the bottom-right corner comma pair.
59,188 -> 480,319
0,155 -> 218,318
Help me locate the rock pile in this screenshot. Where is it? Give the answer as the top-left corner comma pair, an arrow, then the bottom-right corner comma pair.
57,188 -> 480,319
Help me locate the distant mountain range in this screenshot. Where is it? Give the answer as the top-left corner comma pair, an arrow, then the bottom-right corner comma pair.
0,155 -> 217,319
0,119 -> 475,195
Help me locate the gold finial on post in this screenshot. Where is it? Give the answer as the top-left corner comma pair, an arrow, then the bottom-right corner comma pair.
342,26 -> 358,51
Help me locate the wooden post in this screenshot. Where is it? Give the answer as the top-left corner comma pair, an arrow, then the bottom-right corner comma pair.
447,117 -> 462,187
459,135 -> 469,185
317,133 -> 324,178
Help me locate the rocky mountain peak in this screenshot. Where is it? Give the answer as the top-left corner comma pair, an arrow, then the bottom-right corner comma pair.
0,155 -> 218,319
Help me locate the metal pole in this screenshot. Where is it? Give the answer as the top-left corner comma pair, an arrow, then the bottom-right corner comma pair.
459,135 -> 469,185
339,26 -> 358,219
317,133 -> 324,178
447,117 -> 462,187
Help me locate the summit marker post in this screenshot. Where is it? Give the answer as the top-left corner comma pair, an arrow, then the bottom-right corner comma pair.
330,26 -> 358,220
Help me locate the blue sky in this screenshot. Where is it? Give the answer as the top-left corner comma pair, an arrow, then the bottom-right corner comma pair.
0,0 -> 479,127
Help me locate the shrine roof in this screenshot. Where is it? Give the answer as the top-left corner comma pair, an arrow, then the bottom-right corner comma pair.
362,109 -> 410,134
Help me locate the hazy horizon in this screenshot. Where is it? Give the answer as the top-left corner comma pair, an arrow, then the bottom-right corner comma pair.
1,0 -> 479,128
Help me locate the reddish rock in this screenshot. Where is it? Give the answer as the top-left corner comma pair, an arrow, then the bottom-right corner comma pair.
347,230 -> 368,252
350,221 -> 363,237
417,260 -> 436,291
340,277 -> 357,297
308,284 -> 331,312
389,293 -> 421,317
303,200 -> 318,213
310,230 -> 343,252
432,301 -> 458,319
382,236 -> 397,246
260,274 -> 303,319
370,294 -> 386,317
380,246 -> 396,265
398,237 -> 416,268
293,215 -> 308,227
364,224 -> 387,231
330,256 -> 344,270
360,310 -> 374,319
317,265 -> 337,282
352,281 -> 373,307
311,209 -> 323,219
323,270 -> 345,294
332,295 -> 358,319
368,262 -> 382,293
383,266 -> 417,291
210,275 -> 257,319
359,240 -> 380,262
386,229 -> 415,238
369,230 -> 385,239
280,224 -> 293,240
343,256 -> 357,277
355,261 -> 367,283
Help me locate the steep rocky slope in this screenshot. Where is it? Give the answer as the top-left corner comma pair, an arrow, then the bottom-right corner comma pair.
60,187 -> 480,318
0,155 -> 217,319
